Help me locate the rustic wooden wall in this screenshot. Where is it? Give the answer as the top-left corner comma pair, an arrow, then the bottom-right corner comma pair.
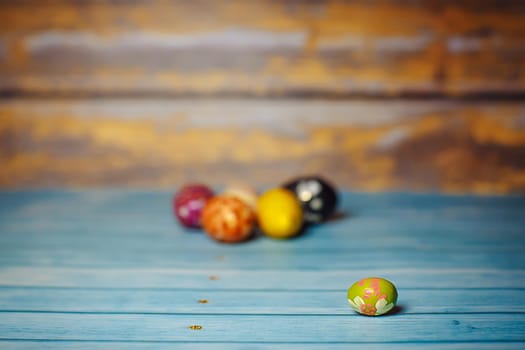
1,0 -> 525,96
1,0 -> 524,193
2,98 -> 524,193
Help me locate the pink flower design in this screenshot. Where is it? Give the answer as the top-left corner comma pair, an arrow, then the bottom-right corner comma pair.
360,303 -> 377,316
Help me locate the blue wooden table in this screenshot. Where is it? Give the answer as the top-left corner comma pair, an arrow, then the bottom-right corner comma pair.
1,190 -> 524,349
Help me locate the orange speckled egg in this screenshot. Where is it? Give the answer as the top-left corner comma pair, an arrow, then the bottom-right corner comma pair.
201,196 -> 256,243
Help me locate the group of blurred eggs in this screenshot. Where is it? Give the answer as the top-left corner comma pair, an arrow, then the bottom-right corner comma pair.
173,175 -> 338,243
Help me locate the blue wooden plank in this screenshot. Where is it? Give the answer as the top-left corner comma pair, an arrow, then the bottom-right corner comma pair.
2,191 -> 523,264
2,191 -> 524,224
1,192 -> 524,270
1,342 -> 525,350
1,313 -> 524,342
2,224 -> 523,260
2,236 -> 523,259
0,247 -> 523,269
0,287 -> 523,314
2,193 -> 523,244
1,267 -> 524,289
2,205 -> 524,249
1,190 -> 524,347
1,341 -> 525,350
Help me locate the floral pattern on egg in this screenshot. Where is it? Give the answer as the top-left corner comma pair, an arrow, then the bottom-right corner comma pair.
347,277 -> 398,316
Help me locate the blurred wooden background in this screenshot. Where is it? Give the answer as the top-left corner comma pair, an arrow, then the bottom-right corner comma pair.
1,0 -> 524,193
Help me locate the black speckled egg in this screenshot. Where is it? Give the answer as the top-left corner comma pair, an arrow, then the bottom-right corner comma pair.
283,176 -> 338,223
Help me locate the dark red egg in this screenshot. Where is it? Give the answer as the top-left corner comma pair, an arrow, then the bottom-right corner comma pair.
173,184 -> 214,228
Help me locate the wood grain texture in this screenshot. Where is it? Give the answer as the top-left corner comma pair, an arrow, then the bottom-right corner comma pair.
0,0 -> 524,96
2,267 -> 525,289
1,288 -> 524,314
1,191 -> 524,280
1,313 -> 525,342
0,190 -> 524,347
1,99 -> 525,193
1,343 -> 525,350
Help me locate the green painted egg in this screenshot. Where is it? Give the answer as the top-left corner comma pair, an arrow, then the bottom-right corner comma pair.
347,277 -> 398,316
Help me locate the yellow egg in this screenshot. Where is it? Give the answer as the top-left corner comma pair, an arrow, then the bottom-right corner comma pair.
257,188 -> 303,239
